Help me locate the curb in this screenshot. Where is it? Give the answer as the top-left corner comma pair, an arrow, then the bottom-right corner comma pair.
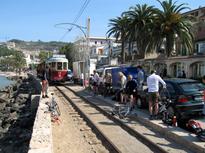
83,89 -> 205,153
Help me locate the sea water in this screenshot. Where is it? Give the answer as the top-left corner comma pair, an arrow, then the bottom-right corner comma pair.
0,75 -> 15,90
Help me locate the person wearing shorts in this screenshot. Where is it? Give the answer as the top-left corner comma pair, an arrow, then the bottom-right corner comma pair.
125,75 -> 138,110
93,70 -> 99,95
103,72 -> 112,96
147,70 -> 166,120
118,72 -> 127,103
42,65 -> 49,98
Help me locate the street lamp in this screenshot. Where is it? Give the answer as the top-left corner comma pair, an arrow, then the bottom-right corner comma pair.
55,22 -> 87,38
55,21 -> 90,87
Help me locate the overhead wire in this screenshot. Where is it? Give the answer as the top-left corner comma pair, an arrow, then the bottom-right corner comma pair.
59,0 -> 91,41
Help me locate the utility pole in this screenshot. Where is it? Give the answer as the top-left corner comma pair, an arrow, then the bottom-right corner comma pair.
55,21 -> 89,87
86,18 -> 90,86
83,18 -> 90,87
108,39 -> 112,65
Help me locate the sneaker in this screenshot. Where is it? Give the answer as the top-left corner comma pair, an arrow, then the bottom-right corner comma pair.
154,115 -> 159,120
45,95 -> 49,98
149,115 -> 154,120
42,95 -> 45,98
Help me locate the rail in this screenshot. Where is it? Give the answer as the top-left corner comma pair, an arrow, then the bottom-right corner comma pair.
57,85 -> 169,153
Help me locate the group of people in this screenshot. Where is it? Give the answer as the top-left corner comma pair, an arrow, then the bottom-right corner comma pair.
118,72 -> 138,111
90,66 -> 145,111
40,63 -> 205,121
118,68 -> 167,120
90,66 -> 168,120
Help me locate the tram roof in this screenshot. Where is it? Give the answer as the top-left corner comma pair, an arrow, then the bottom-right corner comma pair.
46,57 -> 68,63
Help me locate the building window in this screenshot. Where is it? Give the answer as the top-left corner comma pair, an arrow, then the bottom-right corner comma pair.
198,43 -> 205,53
98,49 -> 103,55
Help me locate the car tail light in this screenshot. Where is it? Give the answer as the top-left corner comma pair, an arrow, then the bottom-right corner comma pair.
203,90 -> 205,101
178,95 -> 189,103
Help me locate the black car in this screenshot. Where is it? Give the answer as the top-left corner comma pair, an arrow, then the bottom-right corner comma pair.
136,78 -> 205,120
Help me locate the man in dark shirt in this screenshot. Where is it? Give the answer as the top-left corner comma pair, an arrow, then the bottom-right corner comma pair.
125,75 -> 138,110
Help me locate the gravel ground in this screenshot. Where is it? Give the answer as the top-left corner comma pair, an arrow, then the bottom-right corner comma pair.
51,87 -> 109,153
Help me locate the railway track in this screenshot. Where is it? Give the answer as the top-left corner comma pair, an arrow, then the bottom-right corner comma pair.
55,85 -> 193,153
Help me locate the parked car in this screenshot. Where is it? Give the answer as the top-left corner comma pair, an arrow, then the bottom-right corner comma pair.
136,78 -> 205,120
111,66 -> 139,91
67,69 -> 73,81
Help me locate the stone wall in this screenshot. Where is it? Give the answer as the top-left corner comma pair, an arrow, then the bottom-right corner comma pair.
0,74 -> 41,153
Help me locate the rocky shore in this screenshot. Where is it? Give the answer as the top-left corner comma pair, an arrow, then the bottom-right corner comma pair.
0,74 -> 41,153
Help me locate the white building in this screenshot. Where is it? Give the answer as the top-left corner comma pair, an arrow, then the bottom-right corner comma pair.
74,36 -> 117,62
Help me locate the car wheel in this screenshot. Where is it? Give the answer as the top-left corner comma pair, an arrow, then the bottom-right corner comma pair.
136,98 -> 142,108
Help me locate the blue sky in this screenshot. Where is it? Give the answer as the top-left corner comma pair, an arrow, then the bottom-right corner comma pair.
0,0 -> 203,42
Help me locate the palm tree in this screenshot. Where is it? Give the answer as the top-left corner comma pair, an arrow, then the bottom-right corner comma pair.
107,15 -> 130,64
124,4 -> 156,58
154,0 -> 194,57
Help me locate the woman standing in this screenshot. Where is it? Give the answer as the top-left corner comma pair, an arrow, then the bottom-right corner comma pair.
42,65 -> 49,98
118,72 -> 127,103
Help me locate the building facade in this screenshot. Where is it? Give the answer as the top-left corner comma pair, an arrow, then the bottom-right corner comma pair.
110,6 -> 205,79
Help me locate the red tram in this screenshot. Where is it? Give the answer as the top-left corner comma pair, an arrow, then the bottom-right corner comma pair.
37,55 -> 68,82
46,55 -> 68,82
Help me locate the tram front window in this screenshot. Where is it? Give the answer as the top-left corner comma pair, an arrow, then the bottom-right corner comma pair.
57,62 -> 62,70
63,62 -> 67,70
52,62 -> 56,70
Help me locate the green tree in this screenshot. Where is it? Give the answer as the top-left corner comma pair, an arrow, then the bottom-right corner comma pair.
39,51 -> 52,62
59,43 -> 74,69
0,56 -> 13,71
124,4 -> 156,58
11,51 -> 26,74
0,46 -> 14,57
153,0 -> 194,57
107,15 -> 130,64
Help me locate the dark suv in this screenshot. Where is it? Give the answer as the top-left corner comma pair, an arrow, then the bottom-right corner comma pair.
137,78 -> 205,120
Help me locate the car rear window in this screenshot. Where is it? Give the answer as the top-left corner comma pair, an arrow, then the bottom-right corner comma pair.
179,82 -> 205,92
123,67 -> 138,78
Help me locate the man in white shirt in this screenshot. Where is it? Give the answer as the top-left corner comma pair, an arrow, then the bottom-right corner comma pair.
93,70 -> 99,95
147,70 -> 166,120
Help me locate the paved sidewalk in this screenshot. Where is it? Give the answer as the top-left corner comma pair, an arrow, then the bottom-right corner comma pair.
71,86 -> 205,153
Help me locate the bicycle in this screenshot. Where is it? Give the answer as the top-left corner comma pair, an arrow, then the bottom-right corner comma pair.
158,88 -> 174,124
50,92 -> 61,116
111,94 -> 137,118
111,102 -> 132,118
46,93 -> 61,117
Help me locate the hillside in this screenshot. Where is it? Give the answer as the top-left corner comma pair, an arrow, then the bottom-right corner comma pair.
8,39 -> 69,51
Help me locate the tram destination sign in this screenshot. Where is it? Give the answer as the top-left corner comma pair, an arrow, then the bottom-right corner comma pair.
53,54 -> 66,58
